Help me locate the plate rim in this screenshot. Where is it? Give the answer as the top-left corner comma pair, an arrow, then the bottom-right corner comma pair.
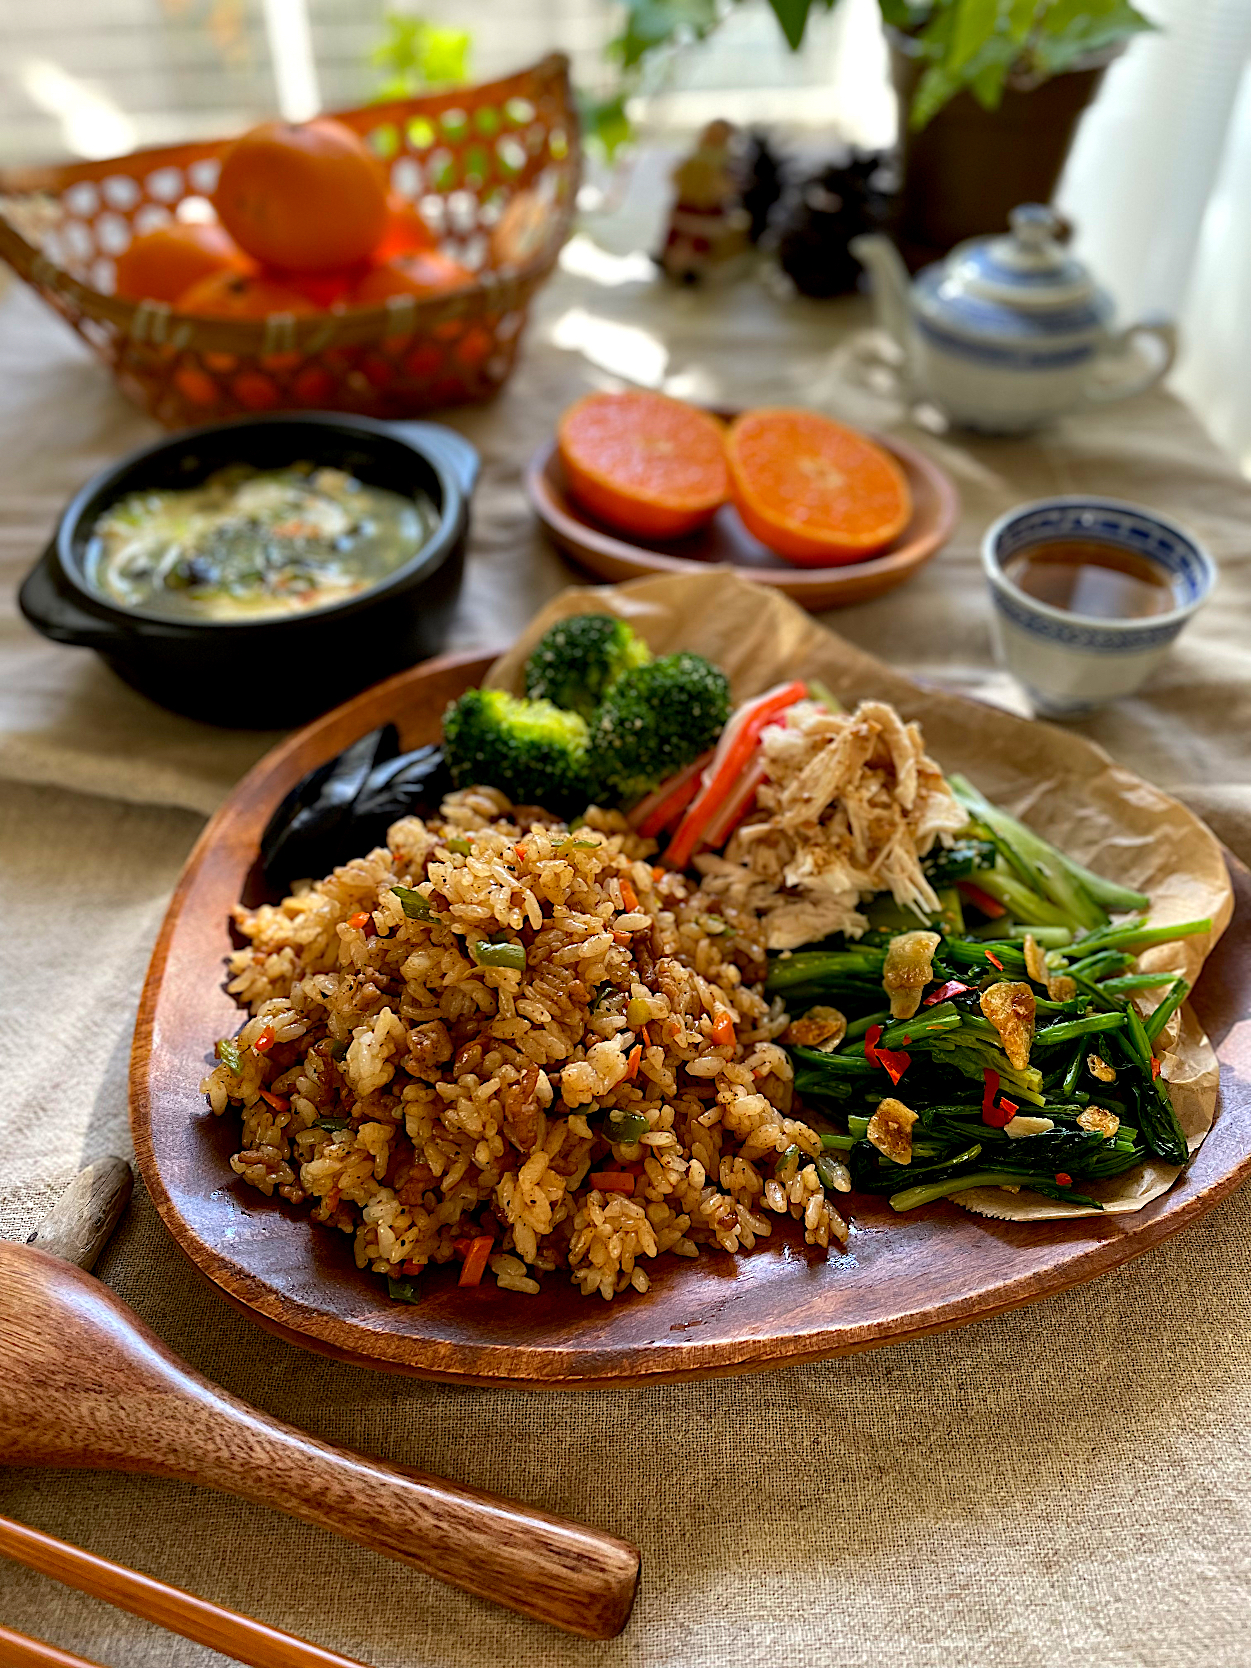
130,649 -> 1251,1390
524,428 -> 961,600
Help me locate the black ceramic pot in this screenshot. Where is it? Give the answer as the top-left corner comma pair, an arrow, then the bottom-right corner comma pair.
19,412 -> 479,726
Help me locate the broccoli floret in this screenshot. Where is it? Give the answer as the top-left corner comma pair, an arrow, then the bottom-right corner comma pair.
589,652 -> 730,805
443,688 -> 592,814
523,613 -> 652,721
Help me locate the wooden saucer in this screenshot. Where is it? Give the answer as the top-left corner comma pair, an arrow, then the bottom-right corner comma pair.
525,429 -> 960,611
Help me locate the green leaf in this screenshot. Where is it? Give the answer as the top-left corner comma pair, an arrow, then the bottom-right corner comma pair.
766,0 -> 817,51
1030,0 -> 1155,77
371,11 -> 470,98
950,0 -> 1002,73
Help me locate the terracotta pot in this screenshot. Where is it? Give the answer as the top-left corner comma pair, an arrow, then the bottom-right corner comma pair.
888,34 -> 1112,270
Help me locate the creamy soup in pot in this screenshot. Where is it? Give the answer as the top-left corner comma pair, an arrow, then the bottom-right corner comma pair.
85,463 -> 436,621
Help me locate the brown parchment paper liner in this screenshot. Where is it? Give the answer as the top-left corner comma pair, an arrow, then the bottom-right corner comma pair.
488,569 -> 1233,1220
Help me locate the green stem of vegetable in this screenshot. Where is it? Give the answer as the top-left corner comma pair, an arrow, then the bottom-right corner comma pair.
1034,1013 -> 1127,1047
941,938 -> 1028,975
972,922 -> 1074,946
819,1131 -> 857,1151
889,1171 -> 1103,1212
878,1011 -> 962,1050
844,1008 -> 892,1040
1064,949 -> 1135,982
950,776 -> 1107,931
964,867 -> 1073,929
1049,851 -> 1149,914
1071,917 -> 1211,957
1062,1045 -> 1085,1097
765,949 -> 886,992
1145,978 -> 1190,1044
1099,973 -> 1176,996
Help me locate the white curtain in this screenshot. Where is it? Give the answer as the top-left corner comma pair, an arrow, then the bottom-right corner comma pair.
1056,0 -> 1251,472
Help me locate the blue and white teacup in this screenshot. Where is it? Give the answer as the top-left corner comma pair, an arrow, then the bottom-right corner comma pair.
981,496 -> 1216,717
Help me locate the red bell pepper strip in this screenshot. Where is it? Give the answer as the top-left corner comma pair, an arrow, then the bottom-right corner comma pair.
665,681 -> 808,871
957,880 -> 1006,919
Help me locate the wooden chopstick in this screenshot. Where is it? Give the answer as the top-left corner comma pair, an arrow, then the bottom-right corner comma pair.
0,1622 -> 109,1668
0,1515 -> 375,1668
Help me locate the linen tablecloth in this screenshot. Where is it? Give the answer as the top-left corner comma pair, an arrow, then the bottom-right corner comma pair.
2,192 -> 1249,1668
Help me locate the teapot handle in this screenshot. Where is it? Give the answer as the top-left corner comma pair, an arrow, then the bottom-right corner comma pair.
1082,318 -> 1177,405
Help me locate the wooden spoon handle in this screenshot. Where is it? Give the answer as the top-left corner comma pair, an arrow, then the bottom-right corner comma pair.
0,1244 -> 639,1640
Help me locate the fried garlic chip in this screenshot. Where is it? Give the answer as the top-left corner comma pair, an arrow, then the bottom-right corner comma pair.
980,980 -> 1036,1071
883,930 -> 940,1021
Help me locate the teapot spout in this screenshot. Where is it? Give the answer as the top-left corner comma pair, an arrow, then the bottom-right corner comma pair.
850,233 -> 911,354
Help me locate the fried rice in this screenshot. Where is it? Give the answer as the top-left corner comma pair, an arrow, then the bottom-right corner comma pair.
202,787 -> 849,1301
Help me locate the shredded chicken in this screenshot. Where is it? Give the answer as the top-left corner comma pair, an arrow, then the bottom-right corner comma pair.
1023,933 -> 1078,1002
694,699 -> 967,950
866,1097 -> 918,1165
783,1006 -> 846,1051
883,930 -> 941,1020
980,981 -> 1036,1071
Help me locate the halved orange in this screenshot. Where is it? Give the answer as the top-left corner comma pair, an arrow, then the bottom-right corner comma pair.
557,391 -> 729,540
726,408 -> 912,565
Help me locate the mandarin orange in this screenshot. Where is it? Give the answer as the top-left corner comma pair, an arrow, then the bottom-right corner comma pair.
114,222 -> 251,303
556,392 -> 729,540
725,408 -> 912,565
350,250 -> 475,305
373,194 -> 437,261
175,269 -> 317,318
213,118 -> 388,272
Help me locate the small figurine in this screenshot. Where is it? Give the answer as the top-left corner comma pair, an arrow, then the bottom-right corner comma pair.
773,150 -> 892,299
657,120 -> 751,285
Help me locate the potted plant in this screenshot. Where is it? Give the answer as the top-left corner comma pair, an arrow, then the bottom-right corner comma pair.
589,0 -> 1154,265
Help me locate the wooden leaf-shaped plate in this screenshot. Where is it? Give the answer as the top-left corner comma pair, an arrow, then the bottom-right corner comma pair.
132,651 -> 1251,1389
525,432 -> 960,611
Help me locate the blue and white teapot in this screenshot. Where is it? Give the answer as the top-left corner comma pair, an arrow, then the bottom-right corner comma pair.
850,205 -> 1176,434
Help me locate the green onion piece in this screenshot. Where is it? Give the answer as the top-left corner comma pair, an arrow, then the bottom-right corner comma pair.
556,837 -> 600,851
215,1037 -> 242,1074
391,885 -> 435,921
471,939 -> 527,972
328,1038 -> 349,1060
1144,978 -> 1189,1045
816,1153 -> 847,1190
605,1111 -> 651,1144
314,1117 -> 351,1132
386,1275 -> 422,1304
626,997 -> 652,1027
1034,1013 -> 1127,1048
446,837 -> 473,856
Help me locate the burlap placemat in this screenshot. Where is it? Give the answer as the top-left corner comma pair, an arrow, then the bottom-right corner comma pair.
1,199 -> 1249,1666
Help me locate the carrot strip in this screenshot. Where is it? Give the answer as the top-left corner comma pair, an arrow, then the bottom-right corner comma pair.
588,1172 -> 635,1194
258,1088 -> 289,1112
619,877 -> 639,912
457,1235 -> 494,1287
709,1010 -> 736,1046
625,1043 -> 643,1080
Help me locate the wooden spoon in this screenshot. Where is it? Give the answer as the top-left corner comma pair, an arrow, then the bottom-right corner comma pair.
0,1170 -> 640,1641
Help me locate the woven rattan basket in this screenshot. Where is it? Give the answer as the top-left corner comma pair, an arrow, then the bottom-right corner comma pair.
0,54 -> 579,428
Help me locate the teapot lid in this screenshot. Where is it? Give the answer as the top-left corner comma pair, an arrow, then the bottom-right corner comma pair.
917,203 -> 1110,342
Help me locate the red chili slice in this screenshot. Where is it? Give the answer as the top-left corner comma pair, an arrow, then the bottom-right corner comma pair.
864,1025 -> 910,1084
924,980 -> 970,1006
986,952 -> 1006,972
